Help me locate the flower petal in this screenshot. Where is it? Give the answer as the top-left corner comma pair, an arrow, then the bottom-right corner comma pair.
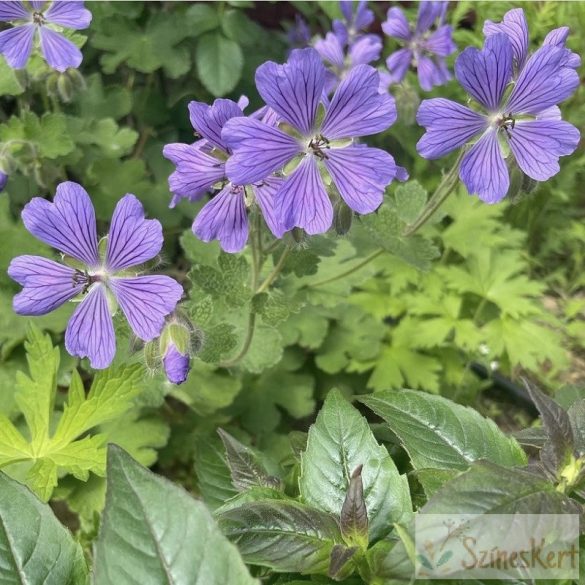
417,55 -> 441,91
223,117 -> 301,185
543,27 -> 581,69
416,98 -> 487,159
416,1 -> 446,35
0,24 -> 35,69
349,34 -> 382,66
163,343 -> 190,385
252,176 -> 286,238
162,142 -> 225,205
483,8 -> 529,71
507,120 -> 580,181
314,32 -> 344,69
324,145 -> 399,214
275,156 -> 333,235
353,0 -> 374,31
65,285 -> 115,370
44,1 -> 91,29
382,7 -> 411,41
455,33 -> 513,111
109,276 -> 183,341
105,194 -> 163,271
193,184 -> 248,253
39,26 -> 82,71
422,25 -> 456,57
505,44 -> 580,114
385,48 -> 412,85
460,129 -> 509,204
321,64 -> 396,139
0,1 -> 30,21
9,256 -> 82,315
188,98 -> 244,152
255,47 -> 326,135
22,181 -> 99,267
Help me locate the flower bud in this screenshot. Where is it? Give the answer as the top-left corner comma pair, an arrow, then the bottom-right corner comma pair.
334,199 -> 353,235
0,172 -> 7,192
160,321 -> 192,385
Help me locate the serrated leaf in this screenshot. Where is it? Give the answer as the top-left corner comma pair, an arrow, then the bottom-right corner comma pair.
422,461 -> 581,514
198,322 -> 239,363
300,389 -> 412,541
394,181 -> 428,224
76,73 -> 132,120
0,473 -> 88,584
0,58 -> 24,95
218,500 -> 342,574
94,446 -> 258,585
196,32 -> 243,96
359,390 -> 527,471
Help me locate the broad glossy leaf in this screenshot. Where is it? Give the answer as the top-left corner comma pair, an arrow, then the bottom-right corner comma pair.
359,390 -> 527,470
300,389 -> 411,541
0,473 -> 88,585
218,500 -> 342,574
94,445 -> 257,585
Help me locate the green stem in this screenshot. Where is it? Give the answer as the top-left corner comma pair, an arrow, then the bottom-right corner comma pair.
219,312 -> 257,369
257,247 -> 290,294
402,150 -> 465,237
309,248 -> 384,288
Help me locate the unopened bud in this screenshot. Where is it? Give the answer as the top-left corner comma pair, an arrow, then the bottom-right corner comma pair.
506,157 -> 540,204
160,319 -> 194,385
57,74 -> 74,103
334,199 -> 353,235
163,342 -> 190,385
0,172 -> 7,192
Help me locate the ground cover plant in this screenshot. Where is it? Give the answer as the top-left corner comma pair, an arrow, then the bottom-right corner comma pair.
0,0 -> 584,583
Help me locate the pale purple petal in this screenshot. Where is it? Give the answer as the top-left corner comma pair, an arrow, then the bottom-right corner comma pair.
507,120 -> 580,181
22,181 -> 99,267
459,129 -> 509,204
543,28 -> 580,69
314,32 -> 344,69
105,194 -> 163,271
65,285 -> 115,370
385,48 -> 412,84
382,7 -> 411,41
9,256 -> 82,315
416,1 -> 445,35
193,184 -> 248,253
536,106 -> 561,120
353,0 -> 374,31
252,176 -> 286,238
340,1 -> 353,25
163,343 -> 190,385
483,8 -> 529,71
332,20 -> 348,47
0,24 -> 35,69
322,65 -> 396,139
255,47 -> 326,134
44,1 -> 91,29
223,117 -> 301,185
30,1 -> 44,10
39,26 -> 82,71
163,143 -> 225,205
422,25 -> 456,57
188,98 -> 244,152
505,45 -> 580,114
324,145 -> 398,214
417,55 -> 440,91
275,156 -> 333,234
349,34 -> 382,66
416,98 -> 487,159
109,276 -> 183,341
455,33 -> 513,111
0,1 -> 30,21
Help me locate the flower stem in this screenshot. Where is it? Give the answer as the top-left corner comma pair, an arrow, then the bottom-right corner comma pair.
308,248 -> 384,288
402,150 -> 464,237
219,312 -> 257,369
256,246 -> 290,294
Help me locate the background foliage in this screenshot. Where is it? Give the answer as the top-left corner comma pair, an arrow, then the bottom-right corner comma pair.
0,1 -> 584,584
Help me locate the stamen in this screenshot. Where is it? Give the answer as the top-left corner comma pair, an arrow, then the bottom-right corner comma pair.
32,11 -> 46,25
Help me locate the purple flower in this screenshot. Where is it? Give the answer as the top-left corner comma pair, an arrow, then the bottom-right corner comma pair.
416,34 -> 580,203
8,182 -> 183,369
0,1 -> 91,71
163,342 -> 190,385
382,1 -> 456,91
0,171 -> 7,192
288,14 -> 311,50
163,98 -> 284,253
223,48 -> 406,235
483,7 -> 581,75
334,0 -> 374,45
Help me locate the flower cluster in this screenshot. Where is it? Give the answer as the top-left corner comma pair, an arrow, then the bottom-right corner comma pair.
165,47 -> 405,251
8,182 -> 183,369
416,8 -> 580,203
0,0 -> 91,71
382,1 -> 456,91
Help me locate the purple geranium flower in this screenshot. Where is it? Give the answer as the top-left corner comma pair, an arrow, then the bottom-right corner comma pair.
0,171 -> 7,192
163,98 -> 284,253
334,0 -> 374,45
8,182 -> 183,369
483,7 -> 581,75
382,1 -> 455,91
416,33 -> 580,203
223,48 -> 406,235
0,1 -> 91,71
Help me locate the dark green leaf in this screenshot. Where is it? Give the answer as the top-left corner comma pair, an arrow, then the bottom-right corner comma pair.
196,32 -> 243,96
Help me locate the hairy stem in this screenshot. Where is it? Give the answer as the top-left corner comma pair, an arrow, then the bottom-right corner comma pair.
256,247 -> 290,294
219,312 -> 257,369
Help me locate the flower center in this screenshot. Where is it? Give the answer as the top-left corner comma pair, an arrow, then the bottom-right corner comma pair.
73,269 -> 109,294
489,113 -> 516,137
307,134 -> 330,160
32,11 -> 46,25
